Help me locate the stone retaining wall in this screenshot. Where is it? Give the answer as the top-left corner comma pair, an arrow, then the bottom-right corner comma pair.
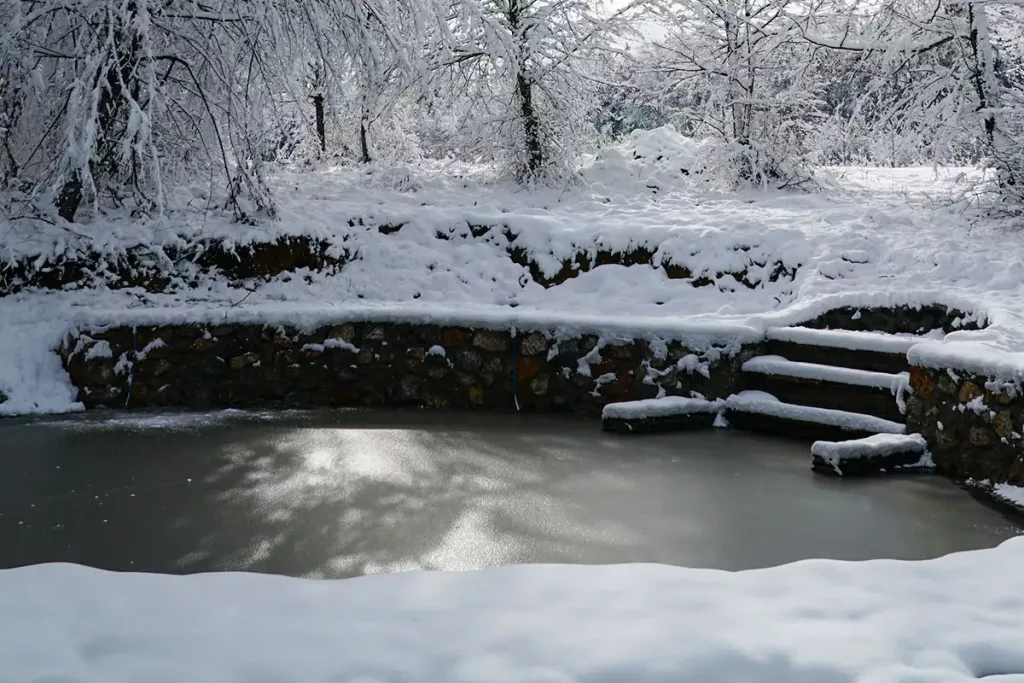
800,305 -> 985,335
60,322 -> 752,413
3,230 -> 797,297
906,366 -> 1024,483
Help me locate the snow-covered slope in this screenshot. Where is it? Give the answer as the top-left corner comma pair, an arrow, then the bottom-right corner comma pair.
3,129 -> 1024,414
4,539 -> 1024,682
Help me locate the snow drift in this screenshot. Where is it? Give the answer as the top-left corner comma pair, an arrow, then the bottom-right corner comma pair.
3,539 -> 1024,682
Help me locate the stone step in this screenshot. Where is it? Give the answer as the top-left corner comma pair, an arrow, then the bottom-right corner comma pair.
742,356 -> 907,423
764,327 -> 931,374
724,391 -> 905,443
810,434 -> 930,476
602,397 -> 722,434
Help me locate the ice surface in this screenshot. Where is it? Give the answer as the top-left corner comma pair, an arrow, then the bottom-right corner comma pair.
4,541 -> 1024,682
743,355 -> 904,388
602,396 -> 722,420
31,409 -> 338,432
726,391 -> 905,434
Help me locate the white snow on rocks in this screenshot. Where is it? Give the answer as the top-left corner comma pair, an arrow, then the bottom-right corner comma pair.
303,338 -> 360,354
602,396 -> 722,420
811,433 -> 929,466
909,341 -> 1024,384
742,355 -> 905,389
726,391 -> 906,434
4,540 -> 1024,682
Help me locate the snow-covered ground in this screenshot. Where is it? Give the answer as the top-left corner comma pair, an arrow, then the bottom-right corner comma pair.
2,127 -> 1023,415
3,539 -> 1024,682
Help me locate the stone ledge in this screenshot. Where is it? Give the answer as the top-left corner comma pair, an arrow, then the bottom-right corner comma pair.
0,236 -> 346,296
602,412 -> 719,434
961,479 -> 1024,521
59,322 -> 750,414
811,435 -> 929,477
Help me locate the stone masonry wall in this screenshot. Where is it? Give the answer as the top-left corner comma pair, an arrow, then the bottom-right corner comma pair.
60,322 -> 754,414
906,366 -> 1024,483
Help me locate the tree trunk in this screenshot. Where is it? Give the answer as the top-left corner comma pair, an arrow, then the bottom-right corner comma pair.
967,3 -> 1015,186
508,0 -> 542,178
57,172 -> 83,222
359,115 -> 371,164
95,2 -> 140,182
312,94 -> 326,152
517,72 -> 543,177
57,3 -> 140,221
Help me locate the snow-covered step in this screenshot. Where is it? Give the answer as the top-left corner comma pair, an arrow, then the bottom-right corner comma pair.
764,327 -> 927,374
725,391 -> 906,443
602,396 -> 722,434
811,434 -> 931,477
742,356 -> 907,423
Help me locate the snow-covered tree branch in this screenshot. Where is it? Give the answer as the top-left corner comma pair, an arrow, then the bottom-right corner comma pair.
648,0 -> 826,187
0,0 -> 433,223
431,0 -> 645,182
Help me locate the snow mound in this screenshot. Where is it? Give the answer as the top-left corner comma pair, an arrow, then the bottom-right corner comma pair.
4,541 -> 1024,681
581,126 -> 712,197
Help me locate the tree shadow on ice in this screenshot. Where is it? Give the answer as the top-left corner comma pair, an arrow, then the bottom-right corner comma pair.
171,420 -> 649,578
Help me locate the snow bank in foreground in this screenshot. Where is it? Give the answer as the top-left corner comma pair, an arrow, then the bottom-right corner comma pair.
4,540 -> 1024,682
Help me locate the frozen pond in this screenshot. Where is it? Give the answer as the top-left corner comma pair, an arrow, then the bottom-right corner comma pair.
1,410 -> 1020,578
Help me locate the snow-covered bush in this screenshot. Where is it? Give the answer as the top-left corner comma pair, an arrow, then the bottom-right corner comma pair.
581,125 -> 807,195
